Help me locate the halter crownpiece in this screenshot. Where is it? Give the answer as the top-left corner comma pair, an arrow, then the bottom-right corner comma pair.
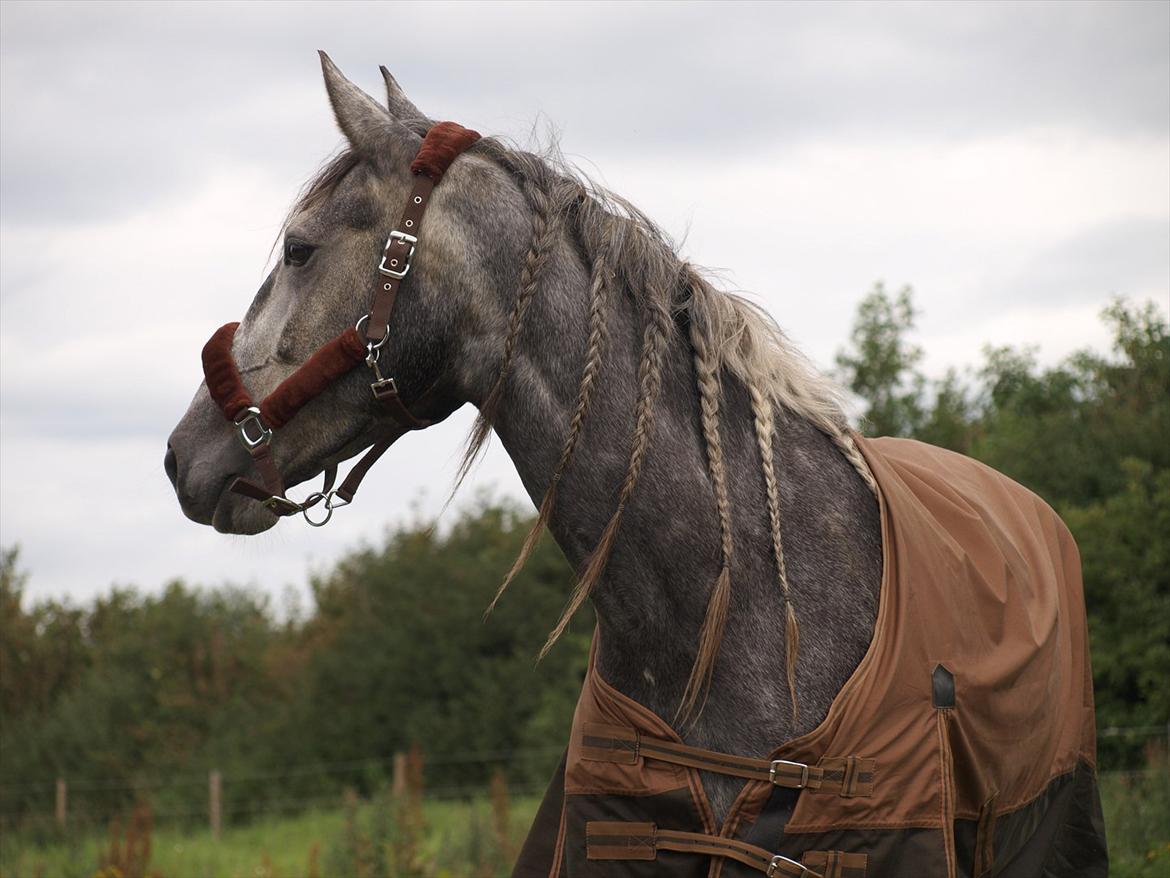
200,121 -> 481,526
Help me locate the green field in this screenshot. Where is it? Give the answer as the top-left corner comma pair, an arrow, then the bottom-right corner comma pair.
2,770 -> 1166,878
0,794 -> 542,878
1100,768 -> 1170,878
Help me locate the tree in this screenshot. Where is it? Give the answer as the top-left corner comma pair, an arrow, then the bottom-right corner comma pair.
1065,460 -> 1170,764
835,282 -> 925,436
292,498 -> 584,791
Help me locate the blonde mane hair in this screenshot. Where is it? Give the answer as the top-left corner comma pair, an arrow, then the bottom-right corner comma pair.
296,131 -> 876,725
461,135 -> 877,726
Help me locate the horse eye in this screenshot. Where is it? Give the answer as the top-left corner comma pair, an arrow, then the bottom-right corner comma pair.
284,240 -> 315,267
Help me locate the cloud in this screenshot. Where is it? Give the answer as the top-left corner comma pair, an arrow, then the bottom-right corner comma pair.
2,2 -> 1167,223
0,1 -> 1166,604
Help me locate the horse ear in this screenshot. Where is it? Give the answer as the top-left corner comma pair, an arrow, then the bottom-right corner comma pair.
318,51 -> 418,164
380,66 -> 431,129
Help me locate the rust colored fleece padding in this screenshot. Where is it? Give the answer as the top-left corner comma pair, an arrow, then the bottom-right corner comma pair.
259,327 -> 367,428
410,121 -> 481,181
202,322 -> 253,421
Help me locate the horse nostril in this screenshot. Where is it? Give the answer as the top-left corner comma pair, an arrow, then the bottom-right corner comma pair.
164,444 -> 179,488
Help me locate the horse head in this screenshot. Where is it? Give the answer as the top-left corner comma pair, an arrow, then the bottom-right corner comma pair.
166,53 -> 533,535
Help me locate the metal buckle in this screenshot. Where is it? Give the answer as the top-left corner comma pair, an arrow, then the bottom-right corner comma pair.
234,406 -> 272,449
371,376 -> 398,400
262,495 -> 301,516
366,351 -> 398,399
769,759 -> 810,789
378,230 -> 417,278
766,854 -> 809,878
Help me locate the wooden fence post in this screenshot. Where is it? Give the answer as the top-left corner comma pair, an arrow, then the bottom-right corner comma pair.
392,751 -> 407,797
55,778 -> 66,828
209,769 -> 222,842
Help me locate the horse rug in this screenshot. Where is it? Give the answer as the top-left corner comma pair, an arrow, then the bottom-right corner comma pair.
512,436 -> 1108,878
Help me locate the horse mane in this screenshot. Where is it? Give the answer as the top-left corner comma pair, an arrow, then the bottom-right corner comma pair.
290,130 -> 877,725
464,134 -> 876,725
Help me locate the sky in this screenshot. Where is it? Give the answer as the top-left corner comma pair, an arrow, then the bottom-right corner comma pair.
1,1 -> 1167,607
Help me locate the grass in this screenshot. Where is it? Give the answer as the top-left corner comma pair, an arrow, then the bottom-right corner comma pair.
2,769 -> 1166,877
0,795 -> 542,878
1100,767 -> 1170,878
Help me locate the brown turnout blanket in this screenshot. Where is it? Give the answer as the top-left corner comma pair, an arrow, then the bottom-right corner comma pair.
514,436 -> 1108,878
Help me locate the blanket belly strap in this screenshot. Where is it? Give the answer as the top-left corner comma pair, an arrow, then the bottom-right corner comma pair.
585,821 -> 839,878
801,851 -> 869,878
580,722 -> 875,796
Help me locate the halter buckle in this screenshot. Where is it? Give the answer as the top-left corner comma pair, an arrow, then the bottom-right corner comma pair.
371,376 -> 399,400
769,759 -> 810,789
366,353 -> 399,400
234,406 -> 272,450
262,495 -> 301,516
378,230 -> 417,278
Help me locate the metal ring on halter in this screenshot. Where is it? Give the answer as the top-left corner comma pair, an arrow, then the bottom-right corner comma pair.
324,490 -> 351,511
301,492 -> 333,527
355,314 -> 391,351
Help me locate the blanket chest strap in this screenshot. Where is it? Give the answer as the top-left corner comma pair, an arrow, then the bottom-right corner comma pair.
580,722 -> 875,796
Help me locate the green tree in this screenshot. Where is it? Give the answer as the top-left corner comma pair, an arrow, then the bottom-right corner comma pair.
913,367 -> 974,453
836,282 -> 925,436
1065,460 -> 1170,756
971,300 -> 1169,508
291,498 -> 583,792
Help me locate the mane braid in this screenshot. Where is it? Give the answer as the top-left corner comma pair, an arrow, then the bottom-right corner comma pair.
487,232 -> 616,615
539,293 -> 673,659
836,432 -> 879,496
453,174 -> 562,494
676,302 -> 736,727
748,382 -> 800,720
445,136 -> 877,695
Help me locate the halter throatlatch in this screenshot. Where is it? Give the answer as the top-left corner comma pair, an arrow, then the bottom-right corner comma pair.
200,121 -> 481,525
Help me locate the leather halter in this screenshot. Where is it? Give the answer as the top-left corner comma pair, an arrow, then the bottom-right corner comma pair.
200,122 -> 481,525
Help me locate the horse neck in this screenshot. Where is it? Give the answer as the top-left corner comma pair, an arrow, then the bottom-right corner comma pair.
482,235 -> 882,812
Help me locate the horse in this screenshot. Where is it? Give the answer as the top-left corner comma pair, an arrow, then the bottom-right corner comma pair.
166,55 -> 1107,878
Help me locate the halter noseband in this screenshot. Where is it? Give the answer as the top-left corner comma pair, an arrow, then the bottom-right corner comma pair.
200,121 -> 481,526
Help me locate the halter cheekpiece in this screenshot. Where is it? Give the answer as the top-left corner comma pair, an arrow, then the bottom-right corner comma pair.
200,122 -> 481,526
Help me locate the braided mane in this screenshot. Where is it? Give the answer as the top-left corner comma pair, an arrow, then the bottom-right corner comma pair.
293,131 -> 877,723
464,135 -> 876,724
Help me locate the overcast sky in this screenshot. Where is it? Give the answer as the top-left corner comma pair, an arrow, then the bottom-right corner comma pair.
1,1 -> 1167,606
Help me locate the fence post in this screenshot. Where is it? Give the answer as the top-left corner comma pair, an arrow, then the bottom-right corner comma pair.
209,769 -> 222,842
392,751 -> 407,797
55,778 -> 66,828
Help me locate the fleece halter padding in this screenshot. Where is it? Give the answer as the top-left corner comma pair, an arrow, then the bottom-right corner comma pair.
202,322 -> 367,429
410,121 -> 482,181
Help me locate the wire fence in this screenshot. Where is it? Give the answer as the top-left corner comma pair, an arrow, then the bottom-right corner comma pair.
0,746 -> 566,795
0,745 -> 567,827
2,726 -> 1165,828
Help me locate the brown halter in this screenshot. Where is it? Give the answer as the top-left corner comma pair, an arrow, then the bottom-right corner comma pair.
200,122 -> 481,526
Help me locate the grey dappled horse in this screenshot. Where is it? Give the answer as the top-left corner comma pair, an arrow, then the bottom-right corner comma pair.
166,54 -> 882,820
